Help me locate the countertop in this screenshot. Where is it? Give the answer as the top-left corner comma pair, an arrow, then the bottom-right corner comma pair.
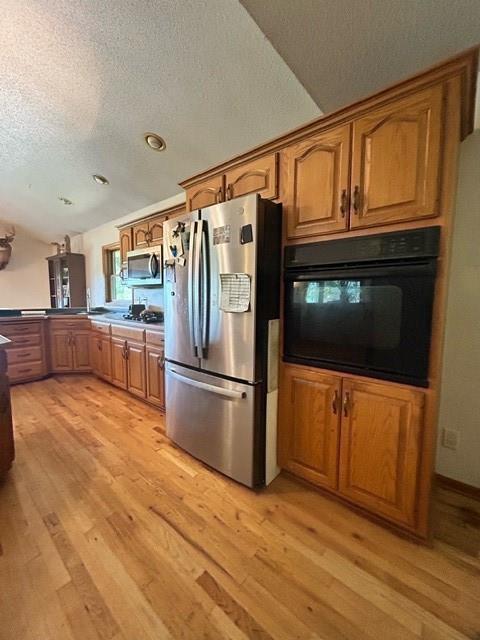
0,310 -> 164,333
89,313 -> 165,333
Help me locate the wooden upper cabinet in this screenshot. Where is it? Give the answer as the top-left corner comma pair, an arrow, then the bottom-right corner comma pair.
350,84 -> 443,229
132,221 -> 150,249
126,341 -> 146,399
186,175 -> 224,211
225,153 -> 278,201
146,346 -> 165,409
284,125 -> 351,240
148,215 -> 164,245
338,378 -> 424,527
279,365 -> 341,489
120,228 -> 133,263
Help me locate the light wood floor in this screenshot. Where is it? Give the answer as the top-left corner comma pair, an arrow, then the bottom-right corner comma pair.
1,375 -> 479,640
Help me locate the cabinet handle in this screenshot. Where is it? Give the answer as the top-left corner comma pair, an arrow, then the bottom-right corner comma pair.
18,368 -> 33,374
97,339 -> 102,351
225,184 -> 233,201
340,189 -> 348,217
353,186 -> 361,214
343,391 -> 350,417
16,353 -> 32,358
332,390 -> 339,415
159,354 -> 165,370
216,186 -> 224,203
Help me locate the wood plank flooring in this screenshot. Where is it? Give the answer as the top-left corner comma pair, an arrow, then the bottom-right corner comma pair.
1,375 -> 479,640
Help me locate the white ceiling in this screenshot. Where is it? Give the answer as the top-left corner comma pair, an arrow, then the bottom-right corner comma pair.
241,0 -> 480,112
0,0 -> 319,241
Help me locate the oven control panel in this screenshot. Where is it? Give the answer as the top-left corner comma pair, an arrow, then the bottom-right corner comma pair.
285,226 -> 441,268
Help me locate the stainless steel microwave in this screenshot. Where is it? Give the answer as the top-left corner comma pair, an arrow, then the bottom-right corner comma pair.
126,245 -> 163,287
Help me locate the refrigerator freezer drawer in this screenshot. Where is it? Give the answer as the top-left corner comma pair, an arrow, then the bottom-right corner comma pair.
165,362 -> 261,487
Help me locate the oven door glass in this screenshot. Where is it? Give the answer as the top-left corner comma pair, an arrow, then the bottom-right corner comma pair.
284,261 -> 436,386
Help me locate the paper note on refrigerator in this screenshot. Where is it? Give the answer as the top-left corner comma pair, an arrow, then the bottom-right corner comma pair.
219,273 -> 251,312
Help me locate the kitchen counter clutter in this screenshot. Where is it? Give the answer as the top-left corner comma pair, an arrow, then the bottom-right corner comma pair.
0,335 -> 15,477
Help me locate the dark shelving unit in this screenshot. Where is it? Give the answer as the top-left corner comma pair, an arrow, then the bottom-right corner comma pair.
46,253 -> 87,309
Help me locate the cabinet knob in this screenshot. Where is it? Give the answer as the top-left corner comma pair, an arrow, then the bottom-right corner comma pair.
340,189 -> 348,217
353,186 -> 361,214
332,390 -> 339,415
343,391 -> 350,417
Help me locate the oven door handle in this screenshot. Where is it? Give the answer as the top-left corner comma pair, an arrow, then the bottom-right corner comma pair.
284,260 -> 437,281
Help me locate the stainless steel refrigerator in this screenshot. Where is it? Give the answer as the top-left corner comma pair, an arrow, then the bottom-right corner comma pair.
163,194 -> 282,488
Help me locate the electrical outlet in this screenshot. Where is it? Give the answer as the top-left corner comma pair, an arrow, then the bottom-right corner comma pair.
442,428 -> 459,450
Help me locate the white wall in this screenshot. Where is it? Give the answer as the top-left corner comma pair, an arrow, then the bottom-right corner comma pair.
0,224 -> 51,309
437,130 -> 480,487
71,192 -> 185,310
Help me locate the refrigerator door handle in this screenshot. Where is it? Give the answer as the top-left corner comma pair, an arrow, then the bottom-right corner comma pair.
199,220 -> 209,356
193,219 -> 204,357
169,368 -> 246,400
188,221 -> 198,357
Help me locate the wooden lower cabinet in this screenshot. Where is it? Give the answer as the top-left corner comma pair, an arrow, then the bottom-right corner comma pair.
72,332 -> 91,371
279,365 -> 340,489
338,378 -> 424,527
111,338 -> 128,390
279,364 -> 424,530
126,341 -> 146,399
50,329 -> 91,373
50,331 -> 74,372
146,346 -> 165,409
0,350 -> 15,477
90,334 -> 112,381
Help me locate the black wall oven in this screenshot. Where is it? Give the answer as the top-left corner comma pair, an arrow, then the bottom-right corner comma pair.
284,227 -> 440,387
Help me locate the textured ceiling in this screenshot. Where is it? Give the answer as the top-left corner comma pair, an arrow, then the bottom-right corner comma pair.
0,0 -> 320,241
241,0 -> 480,113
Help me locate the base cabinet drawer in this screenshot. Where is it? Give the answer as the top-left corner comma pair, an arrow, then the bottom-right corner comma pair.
0,321 -> 42,337
7,346 -> 43,365
8,361 -> 45,383
279,363 -> 425,530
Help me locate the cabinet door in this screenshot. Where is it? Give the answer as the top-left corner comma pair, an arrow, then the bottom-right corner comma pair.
0,366 -> 14,477
89,334 -> 101,376
72,332 -> 91,371
100,336 -> 112,381
278,365 -> 341,489
148,215 -> 164,245
132,221 -> 150,249
284,125 -> 350,240
225,153 -> 278,201
338,378 -> 424,527
120,228 -> 133,263
186,175 -> 224,211
146,347 -> 165,409
350,85 -> 443,229
127,341 -> 146,399
111,338 -> 128,389
50,331 -> 73,372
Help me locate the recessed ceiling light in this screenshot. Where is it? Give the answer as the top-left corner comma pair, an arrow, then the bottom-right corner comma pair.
58,197 -> 73,205
92,174 -> 109,185
144,132 -> 166,152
